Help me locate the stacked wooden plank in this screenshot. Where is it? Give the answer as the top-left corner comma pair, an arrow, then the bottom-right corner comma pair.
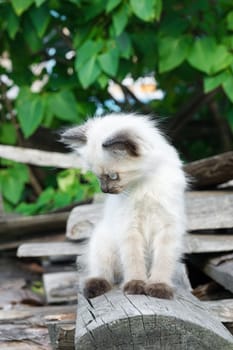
1,147 -> 233,348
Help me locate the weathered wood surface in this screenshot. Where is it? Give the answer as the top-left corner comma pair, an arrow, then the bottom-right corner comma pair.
16,233 -> 233,258
186,191 -> 233,231
46,313 -> 75,350
0,305 -> 75,350
192,253 -> 233,294
185,233 -> 233,253
184,151 -> 233,188
0,144 -> 82,169
42,299 -> 233,350
0,211 -> 69,236
66,191 -> 233,242
203,299 -> 233,323
43,271 -> 79,304
0,233 -> 66,251
17,241 -> 87,258
1,145 -> 233,188
76,289 -> 233,349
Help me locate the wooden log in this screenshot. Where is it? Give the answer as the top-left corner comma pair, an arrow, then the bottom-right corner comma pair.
0,145 -> 232,188
184,151 -> 233,188
0,144 -> 82,169
75,290 -> 233,349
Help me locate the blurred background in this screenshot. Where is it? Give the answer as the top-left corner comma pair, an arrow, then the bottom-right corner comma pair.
0,0 -> 233,215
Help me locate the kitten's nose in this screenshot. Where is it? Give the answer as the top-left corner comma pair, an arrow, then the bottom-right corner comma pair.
100,181 -> 109,193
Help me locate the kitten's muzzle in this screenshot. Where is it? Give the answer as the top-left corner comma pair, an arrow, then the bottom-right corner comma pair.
100,184 -> 120,194
100,180 -> 120,194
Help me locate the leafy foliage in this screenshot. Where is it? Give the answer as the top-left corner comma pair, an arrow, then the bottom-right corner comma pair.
0,0 -> 233,214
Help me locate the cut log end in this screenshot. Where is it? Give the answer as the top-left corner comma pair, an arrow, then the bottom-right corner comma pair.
75,290 -> 233,350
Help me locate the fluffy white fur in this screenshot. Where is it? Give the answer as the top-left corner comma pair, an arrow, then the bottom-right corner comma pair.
62,113 -> 186,297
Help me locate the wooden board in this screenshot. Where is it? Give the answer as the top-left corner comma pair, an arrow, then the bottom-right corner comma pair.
43,271 -> 79,304
17,242 -> 87,258
192,253 -> 233,294
66,191 -> 233,242
0,212 -> 69,236
186,191 -> 233,231
185,234 -> 233,254
16,233 -> 233,259
75,290 -> 233,349
203,299 -> 233,323
0,305 -> 75,350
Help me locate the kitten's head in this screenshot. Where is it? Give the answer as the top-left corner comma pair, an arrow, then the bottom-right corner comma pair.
61,114 -> 156,194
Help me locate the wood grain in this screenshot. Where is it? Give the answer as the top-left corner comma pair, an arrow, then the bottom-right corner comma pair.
184,151 -> 233,188
75,290 -> 233,349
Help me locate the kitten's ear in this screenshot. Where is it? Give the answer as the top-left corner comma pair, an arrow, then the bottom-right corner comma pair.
102,131 -> 139,157
60,125 -> 87,148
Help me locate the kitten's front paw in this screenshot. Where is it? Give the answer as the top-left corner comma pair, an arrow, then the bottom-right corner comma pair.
144,283 -> 174,299
123,279 -> 145,295
84,278 -> 112,299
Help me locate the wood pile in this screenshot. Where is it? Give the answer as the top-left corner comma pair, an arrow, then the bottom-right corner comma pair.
0,146 -> 233,349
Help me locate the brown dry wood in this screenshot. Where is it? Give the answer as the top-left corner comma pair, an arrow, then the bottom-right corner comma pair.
184,151 -> 233,188
191,253 -> 233,294
0,212 -> 69,237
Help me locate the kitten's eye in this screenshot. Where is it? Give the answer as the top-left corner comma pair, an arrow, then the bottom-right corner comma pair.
108,172 -> 118,180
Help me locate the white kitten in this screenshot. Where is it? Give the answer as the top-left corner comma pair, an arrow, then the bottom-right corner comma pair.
62,113 -> 186,299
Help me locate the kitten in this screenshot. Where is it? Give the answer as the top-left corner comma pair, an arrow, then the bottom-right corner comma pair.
62,113 -> 186,299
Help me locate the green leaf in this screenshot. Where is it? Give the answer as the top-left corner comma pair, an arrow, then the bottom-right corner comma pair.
112,6 -> 128,36
29,5 -> 50,38
106,0 -> 121,13
77,56 -> 101,88
1,175 -> 24,204
23,18 -> 42,52
11,0 -> 34,15
204,71 -> 229,93
75,40 -> 103,70
47,90 -> 78,122
223,73 -> 233,103
57,169 -> 77,192
116,32 -> 132,59
0,163 -> 29,205
159,36 -> 192,73
227,11 -> 233,31
0,123 -> 17,145
16,88 -> 45,138
130,0 -> 162,22
188,37 -> 233,75
6,8 -> 20,39
35,0 -> 46,6
98,48 -> 119,76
